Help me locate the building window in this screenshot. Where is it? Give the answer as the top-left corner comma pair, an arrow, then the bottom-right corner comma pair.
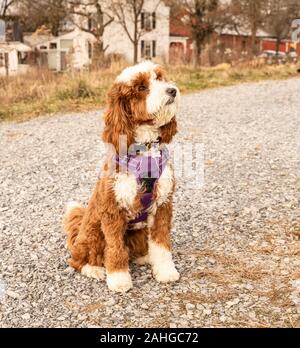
50,42 -> 57,49
242,39 -> 247,51
88,42 -> 92,59
141,40 -> 156,59
60,39 -> 73,49
141,12 -> 156,31
0,52 -> 4,67
18,52 -> 29,65
152,40 -> 156,57
88,17 -> 93,31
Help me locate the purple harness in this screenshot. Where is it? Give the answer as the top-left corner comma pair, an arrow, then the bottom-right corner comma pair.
115,143 -> 169,225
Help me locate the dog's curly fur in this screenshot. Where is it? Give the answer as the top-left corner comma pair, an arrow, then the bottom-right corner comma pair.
64,61 -> 180,292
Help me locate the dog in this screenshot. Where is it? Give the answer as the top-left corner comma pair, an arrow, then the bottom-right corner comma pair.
63,61 -> 180,293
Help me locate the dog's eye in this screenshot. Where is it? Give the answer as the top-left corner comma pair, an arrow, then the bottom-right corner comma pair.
138,85 -> 147,91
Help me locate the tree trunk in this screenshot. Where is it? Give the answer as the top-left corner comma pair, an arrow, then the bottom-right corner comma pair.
133,15 -> 138,64
251,20 -> 258,56
275,38 -> 280,56
92,39 -> 105,68
194,36 -> 203,67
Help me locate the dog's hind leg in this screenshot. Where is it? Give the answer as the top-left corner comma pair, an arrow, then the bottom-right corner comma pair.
64,201 -> 106,280
63,201 -> 88,271
63,201 -> 85,252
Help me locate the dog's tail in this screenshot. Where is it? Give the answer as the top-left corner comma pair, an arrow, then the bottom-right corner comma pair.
63,201 -> 85,250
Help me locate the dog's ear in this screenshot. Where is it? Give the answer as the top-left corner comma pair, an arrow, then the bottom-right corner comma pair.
160,117 -> 177,144
102,84 -> 134,153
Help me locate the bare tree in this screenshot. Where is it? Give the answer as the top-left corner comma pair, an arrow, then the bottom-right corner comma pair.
231,0 -> 265,55
68,1 -> 114,64
111,0 -> 161,64
177,0 -> 226,66
0,0 -> 16,18
19,0 -> 68,36
265,0 -> 300,54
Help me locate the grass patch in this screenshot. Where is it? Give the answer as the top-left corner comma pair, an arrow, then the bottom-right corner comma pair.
0,62 -> 299,122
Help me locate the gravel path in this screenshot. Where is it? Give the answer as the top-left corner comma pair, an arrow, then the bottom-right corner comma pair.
0,78 -> 300,328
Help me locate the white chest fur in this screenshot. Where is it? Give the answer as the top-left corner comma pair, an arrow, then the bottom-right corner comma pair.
113,164 -> 174,224
114,172 -> 137,211
135,124 -> 160,144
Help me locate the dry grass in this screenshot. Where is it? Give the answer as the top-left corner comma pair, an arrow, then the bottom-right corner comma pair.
178,243 -> 299,323
0,62 -> 299,122
177,289 -> 239,305
186,249 -> 269,286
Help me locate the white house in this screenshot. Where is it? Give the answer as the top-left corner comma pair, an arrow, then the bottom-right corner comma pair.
5,0 -> 171,72
72,0 -> 170,64
103,1 -> 170,63
0,41 -> 31,76
25,29 -> 95,72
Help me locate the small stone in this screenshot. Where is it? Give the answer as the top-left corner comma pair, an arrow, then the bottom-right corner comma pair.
141,303 -> 149,310
22,313 -> 30,320
226,298 -> 240,308
220,315 -> 226,322
6,290 -> 20,299
169,323 -> 177,328
203,309 -> 212,316
249,311 -> 256,320
106,298 -> 116,306
186,303 -> 195,311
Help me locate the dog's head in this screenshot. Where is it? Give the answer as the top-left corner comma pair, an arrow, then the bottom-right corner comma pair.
102,61 -> 180,152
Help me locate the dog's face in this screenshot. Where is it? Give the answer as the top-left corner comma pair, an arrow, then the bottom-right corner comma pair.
103,61 -> 180,151
115,61 -> 180,127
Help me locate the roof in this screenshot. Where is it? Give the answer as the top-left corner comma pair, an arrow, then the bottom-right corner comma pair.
24,33 -> 54,47
0,41 -> 31,52
7,41 -> 32,52
24,29 -> 95,48
218,26 -> 271,38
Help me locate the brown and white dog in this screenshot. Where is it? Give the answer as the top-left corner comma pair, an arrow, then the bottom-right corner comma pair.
63,61 -> 180,293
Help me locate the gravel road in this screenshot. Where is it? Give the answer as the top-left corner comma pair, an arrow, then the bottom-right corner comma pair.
0,78 -> 300,328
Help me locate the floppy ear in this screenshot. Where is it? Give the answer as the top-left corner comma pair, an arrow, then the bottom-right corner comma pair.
102,84 -> 134,153
159,117 -> 177,144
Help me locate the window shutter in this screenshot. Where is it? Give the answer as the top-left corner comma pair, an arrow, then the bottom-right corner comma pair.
141,40 -> 145,58
141,12 -> 145,29
152,41 -> 156,58
152,12 -> 156,29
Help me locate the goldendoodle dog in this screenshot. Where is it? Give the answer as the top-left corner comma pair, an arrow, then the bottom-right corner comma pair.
64,61 -> 180,292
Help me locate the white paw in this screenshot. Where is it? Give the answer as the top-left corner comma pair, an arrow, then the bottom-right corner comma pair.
65,201 -> 82,215
133,254 -> 150,265
153,263 -> 180,283
81,264 -> 105,280
106,271 -> 133,293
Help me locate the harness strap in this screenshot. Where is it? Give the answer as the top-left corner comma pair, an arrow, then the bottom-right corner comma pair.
114,144 -> 169,225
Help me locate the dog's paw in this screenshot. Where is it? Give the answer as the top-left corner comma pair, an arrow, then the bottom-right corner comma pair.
106,271 -> 133,293
133,254 -> 150,265
65,201 -> 82,215
153,263 -> 180,283
81,264 -> 105,280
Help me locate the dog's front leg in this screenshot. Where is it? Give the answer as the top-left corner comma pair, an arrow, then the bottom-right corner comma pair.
148,201 -> 180,283
101,213 -> 132,293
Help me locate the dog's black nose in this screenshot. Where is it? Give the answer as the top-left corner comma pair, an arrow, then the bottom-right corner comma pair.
166,88 -> 177,98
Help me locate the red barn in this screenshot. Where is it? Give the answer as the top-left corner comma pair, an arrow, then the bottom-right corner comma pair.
169,10 -> 271,65
262,39 -> 300,56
